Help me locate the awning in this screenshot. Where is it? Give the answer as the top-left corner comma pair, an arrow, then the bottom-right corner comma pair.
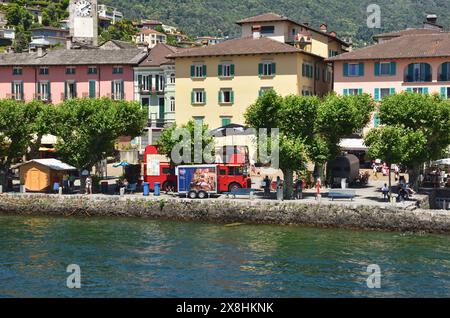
339,138 -> 368,151
433,158 -> 450,165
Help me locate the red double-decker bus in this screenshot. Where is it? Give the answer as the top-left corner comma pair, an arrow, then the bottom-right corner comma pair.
143,145 -> 251,193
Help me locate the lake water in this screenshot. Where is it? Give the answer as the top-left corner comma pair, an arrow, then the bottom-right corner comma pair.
1,215 -> 450,298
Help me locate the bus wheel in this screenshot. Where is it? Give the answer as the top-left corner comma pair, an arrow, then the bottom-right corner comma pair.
188,191 -> 198,199
198,191 -> 208,199
229,183 -> 242,192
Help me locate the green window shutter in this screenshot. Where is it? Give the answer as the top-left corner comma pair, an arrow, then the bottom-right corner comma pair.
230,91 -> 234,104
155,75 -> 159,91
343,63 -> 349,77
73,81 -> 77,98
407,64 -> 414,79
222,118 -> 231,126
149,76 -> 152,90
64,81 -> 68,99
406,87 -> 412,93
302,64 -> 305,76
190,65 -> 195,77
390,88 -> 396,95
374,88 -> 380,101
358,88 -> 363,95
11,82 -> 14,98
343,89 -> 348,96
203,91 -> 206,104
191,91 -> 195,104
373,113 -> 380,127
441,63 -> 448,81
272,62 -> 276,75
121,80 -> 125,99
359,63 -> 364,76
37,82 -> 41,100
441,87 -> 447,99
218,90 -> 222,103
424,64 -> 431,81
138,75 -> 142,89
21,82 -> 24,100
202,65 -> 207,77
258,89 -> 263,97
390,62 -> 397,76
111,81 -> 115,97
48,82 -> 51,100
423,87 -> 429,95
374,62 -> 380,76
258,63 -> 263,76
89,81 -> 96,98
230,64 -> 235,76
218,64 -> 223,77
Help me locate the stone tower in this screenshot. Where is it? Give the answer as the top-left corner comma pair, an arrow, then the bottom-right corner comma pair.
69,0 -> 98,46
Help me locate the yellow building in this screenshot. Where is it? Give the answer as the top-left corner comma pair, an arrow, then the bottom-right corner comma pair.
168,13 -> 349,129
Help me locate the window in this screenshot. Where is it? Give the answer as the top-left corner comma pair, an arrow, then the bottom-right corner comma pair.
374,62 -> 397,76
405,63 -> 432,82
440,87 -> 450,99
191,64 -> 206,78
112,80 -> 124,100
11,81 -> 23,100
259,87 -> 273,97
373,113 -> 380,128
302,63 -> 314,78
221,117 -> 232,127
169,97 -> 175,112
37,81 -> 50,101
260,26 -> 275,35
65,81 -> 77,99
345,63 -> 364,77
113,66 -> 124,74
158,75 -> 165,91
406,87 -> 429,95
66,67 -> 76,75
343,88 -> 363,96
219,63 -> 234,78
191,89 -> 206,104
193,116 -> 204,126
438,62 -> 450,81
88,67 -> 97,75
328,50 -> 338,58
259,62 -> 276,77
219,89 -> 234,104
302,88 -> 313,96
374,88 -> 395,101
12,67 -> 22,76
138,75 -> 152,92
39,67 -> 49,75
169,73 -> 175,84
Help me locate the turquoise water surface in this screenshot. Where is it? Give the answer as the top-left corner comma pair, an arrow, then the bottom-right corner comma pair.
1,215 -> 450,297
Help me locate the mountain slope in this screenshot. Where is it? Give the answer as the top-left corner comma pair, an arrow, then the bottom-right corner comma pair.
102,0 -> 450,45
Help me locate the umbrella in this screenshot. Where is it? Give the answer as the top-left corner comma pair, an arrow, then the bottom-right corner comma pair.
113,162 -> 130,168
434,158 -> 450,165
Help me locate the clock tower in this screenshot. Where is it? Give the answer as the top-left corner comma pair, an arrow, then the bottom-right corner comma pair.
69,0 -> 98,46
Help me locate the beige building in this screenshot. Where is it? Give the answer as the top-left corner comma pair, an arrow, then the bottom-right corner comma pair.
134,29 -> 167,48
168,13 -> 349,129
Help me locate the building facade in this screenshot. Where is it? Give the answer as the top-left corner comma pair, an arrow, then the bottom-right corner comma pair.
134,29 -> 167,49
169,13 -> 349,129
134,43 -> 181,151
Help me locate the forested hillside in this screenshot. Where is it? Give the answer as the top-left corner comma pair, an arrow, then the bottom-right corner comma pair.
103,0 -> 450,45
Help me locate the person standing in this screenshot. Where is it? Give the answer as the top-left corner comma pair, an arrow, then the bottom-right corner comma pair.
316,178 -> 322,200
276,176 -> 284,201
85,175 -> 92,195
294,179 -> 303,200
381,183 -> 389,202
263,176 -> 270,198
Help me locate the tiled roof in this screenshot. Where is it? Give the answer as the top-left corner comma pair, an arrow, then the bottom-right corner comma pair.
236,12 -> 291,24
167,36 -> 304,58
100,39 -> 137,49
0,48 -> 147,66
328,33 -> 450,61
139,43 -> 185,66
138,29 -> 166,36
373,28 -> 442,39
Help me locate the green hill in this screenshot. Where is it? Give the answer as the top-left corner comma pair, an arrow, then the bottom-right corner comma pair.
102,0 -> 450,46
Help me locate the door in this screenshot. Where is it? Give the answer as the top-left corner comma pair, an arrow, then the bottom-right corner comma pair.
159,97 -> 165,122
218,167 -> 227,192
141,98 -> 150,121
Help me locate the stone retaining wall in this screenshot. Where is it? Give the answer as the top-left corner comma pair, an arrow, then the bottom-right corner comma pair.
0,194 -> 449,234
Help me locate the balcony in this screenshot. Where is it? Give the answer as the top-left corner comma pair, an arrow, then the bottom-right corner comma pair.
33,93 -> 52,103
404,75 -> 432,83
138,86 -> 165,95
147,118 -> 175,128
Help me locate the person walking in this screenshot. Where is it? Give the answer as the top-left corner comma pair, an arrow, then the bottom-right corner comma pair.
85,175 -> 92,195
263,176 -> 270,198
372,163 -> 378,180
294,179 -> 303,200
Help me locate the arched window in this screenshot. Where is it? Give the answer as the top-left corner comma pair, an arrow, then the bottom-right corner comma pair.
170,97 -> 175,112
170,73 -> 175,84
404,63 -> 432,82
438,62 -> 450,81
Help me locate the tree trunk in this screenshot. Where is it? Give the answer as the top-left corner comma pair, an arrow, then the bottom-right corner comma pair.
28,134 -> 43,160
388,164 -> 392,201
409,165 -> 421,191
283,169 -> 294,200
314,162 -> 326,184
79,169 -> 86,194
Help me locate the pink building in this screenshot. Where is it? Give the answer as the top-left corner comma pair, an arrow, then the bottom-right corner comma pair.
327,32 -> 450,127
0,48 -> 147,104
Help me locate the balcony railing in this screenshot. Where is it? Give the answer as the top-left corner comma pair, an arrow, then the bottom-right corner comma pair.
147,118 -> 175,128
404,74 -> 432,83
33,93 -> 52,103
138,86 -> 164,94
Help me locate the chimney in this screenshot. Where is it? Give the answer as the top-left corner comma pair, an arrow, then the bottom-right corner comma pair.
347,37 -> 353,52
320,24 -> 328,33
423,14 -> 443,31
37,46 -> 44,57
426,14 -> 438,25
252,25 -> 261,39
66,36 -> 72,50
329,31 -> 337,37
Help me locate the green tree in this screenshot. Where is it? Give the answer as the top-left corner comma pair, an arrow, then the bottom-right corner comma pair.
54,98 -> 146,188
12,26 -> 31,53
365,125 -> 427,195
100,19 -> 138,42
378,92 -> 450,189
156,120 -> 215,165
0,100 -> 41,189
